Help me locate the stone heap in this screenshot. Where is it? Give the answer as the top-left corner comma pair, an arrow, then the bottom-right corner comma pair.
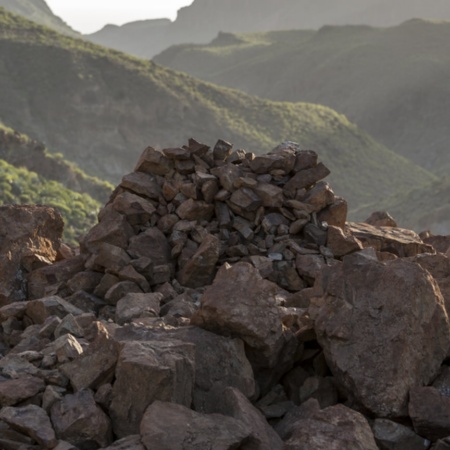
0,139 -> 449,450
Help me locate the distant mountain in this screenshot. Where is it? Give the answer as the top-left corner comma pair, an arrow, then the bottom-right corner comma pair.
87,0 -> 450,59
0,8 -> 436,214
0,123 -> 103,243
155,19 -> 450,176
0,0 -> 79,36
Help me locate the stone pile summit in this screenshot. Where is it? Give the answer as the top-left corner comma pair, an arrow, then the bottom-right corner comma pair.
0,138 -> 449,449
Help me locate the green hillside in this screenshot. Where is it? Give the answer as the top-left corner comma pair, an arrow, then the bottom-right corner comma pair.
154,20 -> 450,175
0,158 -> 100,243
0,8 -> 437,213
0,0 -> 78,36
0,122 -> 112,203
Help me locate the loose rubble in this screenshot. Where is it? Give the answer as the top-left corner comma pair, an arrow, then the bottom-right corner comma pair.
0,138 -> 449,449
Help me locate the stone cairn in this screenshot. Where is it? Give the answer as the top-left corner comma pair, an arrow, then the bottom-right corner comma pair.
0,139 -> 449,449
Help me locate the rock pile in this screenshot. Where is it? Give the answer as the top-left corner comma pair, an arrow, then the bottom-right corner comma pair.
0,139 -> 449,450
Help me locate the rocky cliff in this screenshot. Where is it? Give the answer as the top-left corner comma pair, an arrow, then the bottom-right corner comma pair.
0,138 -> 449,449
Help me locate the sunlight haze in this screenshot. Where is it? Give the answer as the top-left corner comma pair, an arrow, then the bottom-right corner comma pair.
45,0 -> 193,33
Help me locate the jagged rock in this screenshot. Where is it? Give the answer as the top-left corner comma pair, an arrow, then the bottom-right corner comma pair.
317,196 -> 348,229
101,435 -> 145,450
25,296 -> 83,324
60,323 -> 119,391
327,225 -> 363,258
209,386 -> 283,450
177,233 -> 220,288
433,438 -> 450,450
284,162 -> 330,193
139,400 -> 251,450
372,418 -> 430,450
348,222 -> 434,257
409,386 -> 450,441
0,205 -> 63,305
0,375 -> 45,406
53,334 -> 84,363
112,191 -> 156,226
134,146 -> 174,176
120,171 -> 161,200
109,339 -> 195,437
51,389 -> 112,448
191,262 -> 286,368
283,403 -> 378,450
365,211 -> 398,227
115,293 -> 162,325
104,281 -> 142,305
128,228 -> 172,266
0,405 -> 57,449
310,252 -> 450,417
176,198 -> 215,221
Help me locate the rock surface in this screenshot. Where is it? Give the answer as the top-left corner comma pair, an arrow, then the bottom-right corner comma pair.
0,140 -> 449,449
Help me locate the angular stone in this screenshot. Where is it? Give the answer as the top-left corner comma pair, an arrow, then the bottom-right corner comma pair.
128,227 -> 172,267
284,163 -> 330,193
0,302 -> 28,323
327,225 -> 363,258
0,375 -> 45,406
134,147 -> 174,176
54,314 -> 84,339
101,435 -> 145,450
120,171 -> 161,200
309,254 -> 450,417
51,389 -> 112,448
140,401 -> 251,450
54,334 -> 84,364
176,198 -> 214,221
201,179 -> 219,203
296,253 -> 328,283
163,147 -> 191,160
293,150 -> 318,171
301,181 -> 335,212
110,339 -> 195,437
86,242 -> 131,274
317,196 -> 348,229
372,418 -> 430,450
177,234 -> 220,288
112,191 -> 156,225
230,188 -> 262,211
434,438 -> 450,450
115,293 -> 162,325
60,324 -> 119,391
409,387 -> 450,441
192,262 -> 286,368
0,205 -> 63,305
284,404 -> 378,450
81,207 -> 134,252
213,139 -> 233,161
66,270 -> 103,295
104,281 -> 143,306
213,163 -> 241,192
117,265 -> 149,291
0,405 -> 57,449
365,211 -> 398,227
348,222 -> 434,257
210,387 -> 283,450
25,296 -> 83,325
250,153 -> 295,175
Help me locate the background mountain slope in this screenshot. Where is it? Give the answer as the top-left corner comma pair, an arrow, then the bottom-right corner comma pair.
154,19 -> 450,176
0,1 -> 78,36
0,8 -> 437,214
0,124 -> 102,242
87,0 -> 450,59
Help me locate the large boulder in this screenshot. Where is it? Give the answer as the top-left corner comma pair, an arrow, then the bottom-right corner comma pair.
309,251 -> 450,417
0,205 -> 63,305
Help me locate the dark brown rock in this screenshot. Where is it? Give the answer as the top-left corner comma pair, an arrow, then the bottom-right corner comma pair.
0,376 -> 45,406
112,191 -> 156,225
176,198 -> 215,221
51,389 -> 113,448
283,403 -> 378,450
0,405 -> 57,449
177,234 -> 220,288
372,418 -> 430,450
140,400 -> 251,450
25,296 -> 83,324
409,386 -> 450,441
120,171 -> 161,200
365,211 -> 398,227
128,227 -> 172,266
109,339 -> 195,437
284,163 -> 330,193
134,147 -> 174,176
310,253 -> 450,417
115,292 -> 162,325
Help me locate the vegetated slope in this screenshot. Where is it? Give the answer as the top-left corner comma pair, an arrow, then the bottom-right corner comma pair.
0,158 -> 100,243
0,9 -> 436,212
352,177 -> 450,235
86,0 -> 450,59
0,122 -> 113,203
0,1 -> 78,36
155,20 -> 450,175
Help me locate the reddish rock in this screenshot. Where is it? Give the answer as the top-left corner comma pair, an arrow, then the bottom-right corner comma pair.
25,296 -> 83,324
134,146 -> 174,176
365,211 -> 398,227
310,253 -> 450,417
0,405 -> 57,449
327,225 -> 363,258
283,404 -> 378,450
112,191 -> 156,225
0,205 -> 63,305
317,196 -> 348,229
140,401 -> 251,450
284,163 -> 330,193
115,293 -> 162,325
177,234 -> 220,288
0,375 -> 45,406
128,228 -> 172,266
409,386 -> 450,441
51,389 -> 113,448
109,339 -> 195,437
120,171 -> 161,200
176,198 -> 215,221
192,262 -> 286,368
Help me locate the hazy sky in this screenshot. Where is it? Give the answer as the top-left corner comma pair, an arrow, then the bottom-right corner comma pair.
45,0 -> 194,34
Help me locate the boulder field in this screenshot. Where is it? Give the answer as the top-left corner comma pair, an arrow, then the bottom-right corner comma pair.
0,138 -> 449,449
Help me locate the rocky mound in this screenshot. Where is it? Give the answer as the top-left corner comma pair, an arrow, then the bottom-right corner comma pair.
0,139 -> 449,449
